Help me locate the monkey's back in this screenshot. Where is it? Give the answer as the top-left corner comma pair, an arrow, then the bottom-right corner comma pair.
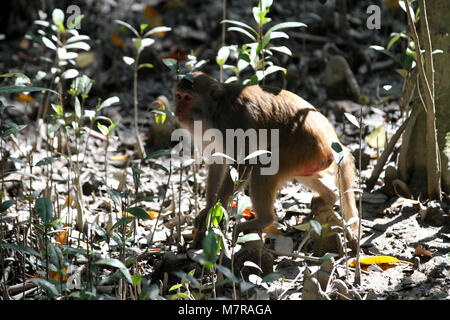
233,85 -> 339,176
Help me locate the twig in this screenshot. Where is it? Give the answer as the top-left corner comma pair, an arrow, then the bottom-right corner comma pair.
366,106 -> 418,190
266,248 -> 321,263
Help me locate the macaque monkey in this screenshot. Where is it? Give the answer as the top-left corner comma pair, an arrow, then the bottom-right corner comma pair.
174,72 -> 359,247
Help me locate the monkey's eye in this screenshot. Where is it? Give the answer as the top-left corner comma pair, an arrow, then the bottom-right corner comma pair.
176,93 -> 182,100
184,95 -> 192,101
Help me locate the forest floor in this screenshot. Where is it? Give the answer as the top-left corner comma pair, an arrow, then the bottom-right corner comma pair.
0,0 -> 448,300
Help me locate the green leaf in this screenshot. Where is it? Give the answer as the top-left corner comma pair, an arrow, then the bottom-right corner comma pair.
0,73 -> 31,83
174,271 -> 201,288
1,124 -> 27,138
226,27 -> 257,41
144,149 -> 172,161
127,207 -> 150,220
387,33 -> 402,50
52,8 -> 65,31
370,45 -> 402,65
207,202 -> 224,228
69,75 -> 94,96
115,20 -> 140,38
0,86 -> 58,95
111,217 -> 134,231
331,142 -> 344,166
108,189 -> 122,208
221,19 -> 257,34
262,272 -> 282,282
138,63 -> 154,70
268,45 -> 292,56
131,162 -> 140,195
202,230 -> 218,265
98,96 -> 120,111
237,232 -> 260,243
263,21 -> 306,47
320,252 -> 338,263
309,219 -> 322,236
94,258 -> 132,283
143,26 -> 172,38
30,278 -> 59,297
216,46 -> 231,66
0,243 -> 42,259
36,197 -> 53,223
94,258 -> 126,269
162,58 -> 178,72
169,284 -> 183,292
293,222 -> 311,232
35,156 -> 58,166
0,200 -> 15,213
97,122 -> 108,136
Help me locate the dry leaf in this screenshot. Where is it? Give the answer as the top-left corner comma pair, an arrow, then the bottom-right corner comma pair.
64,195 -> 74,208
49,266 -> 68,282
147,211 -> 158,219
76,52 -> 95,68
144,5 -> 166,37
16,93 -> 35,103
263,224 -> 283,236
56,228 -> 68,246
349,255 -> 413,271
365,125 -> 386,149
109,150 -> 129,161
111,31 -> 126,49
414,245 -> 433,258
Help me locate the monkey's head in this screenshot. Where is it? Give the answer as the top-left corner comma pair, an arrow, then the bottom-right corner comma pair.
174,72 -> 222,129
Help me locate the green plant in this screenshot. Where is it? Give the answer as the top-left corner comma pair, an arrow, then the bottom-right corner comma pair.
218,0 -> 306,85
115,20 -> 171,160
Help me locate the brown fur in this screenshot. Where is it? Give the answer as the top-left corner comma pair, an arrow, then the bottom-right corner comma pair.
175,72 -> 359,245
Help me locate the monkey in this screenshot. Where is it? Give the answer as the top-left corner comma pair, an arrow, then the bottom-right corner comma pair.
174,72 -> 359,249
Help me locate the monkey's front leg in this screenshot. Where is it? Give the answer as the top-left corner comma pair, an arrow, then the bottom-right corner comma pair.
192,163 -> 234,247
233,170 -> 279,242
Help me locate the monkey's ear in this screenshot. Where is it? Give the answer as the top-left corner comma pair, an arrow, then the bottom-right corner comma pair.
207,83 -> 223,100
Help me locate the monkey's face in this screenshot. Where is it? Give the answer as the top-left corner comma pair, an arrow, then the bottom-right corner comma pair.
174,72 -> 223,132
174,90 -> 196,124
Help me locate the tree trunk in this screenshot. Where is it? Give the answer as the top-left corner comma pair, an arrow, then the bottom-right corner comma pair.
398,0 -> 450,196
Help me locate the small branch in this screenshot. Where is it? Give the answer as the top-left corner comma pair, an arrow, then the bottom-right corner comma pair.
366,106 -> 418,191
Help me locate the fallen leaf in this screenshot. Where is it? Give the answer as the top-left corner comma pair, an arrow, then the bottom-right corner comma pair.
109,150 -> 129,161
241,208 -> 255,219
263,224 -> 283,236
147,211 -> 158,219
111,31 -> 126,49
365,125 -> 386,149
16,93 -> 35,103
349,255 -> 413,271
414,245 -> 433,258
